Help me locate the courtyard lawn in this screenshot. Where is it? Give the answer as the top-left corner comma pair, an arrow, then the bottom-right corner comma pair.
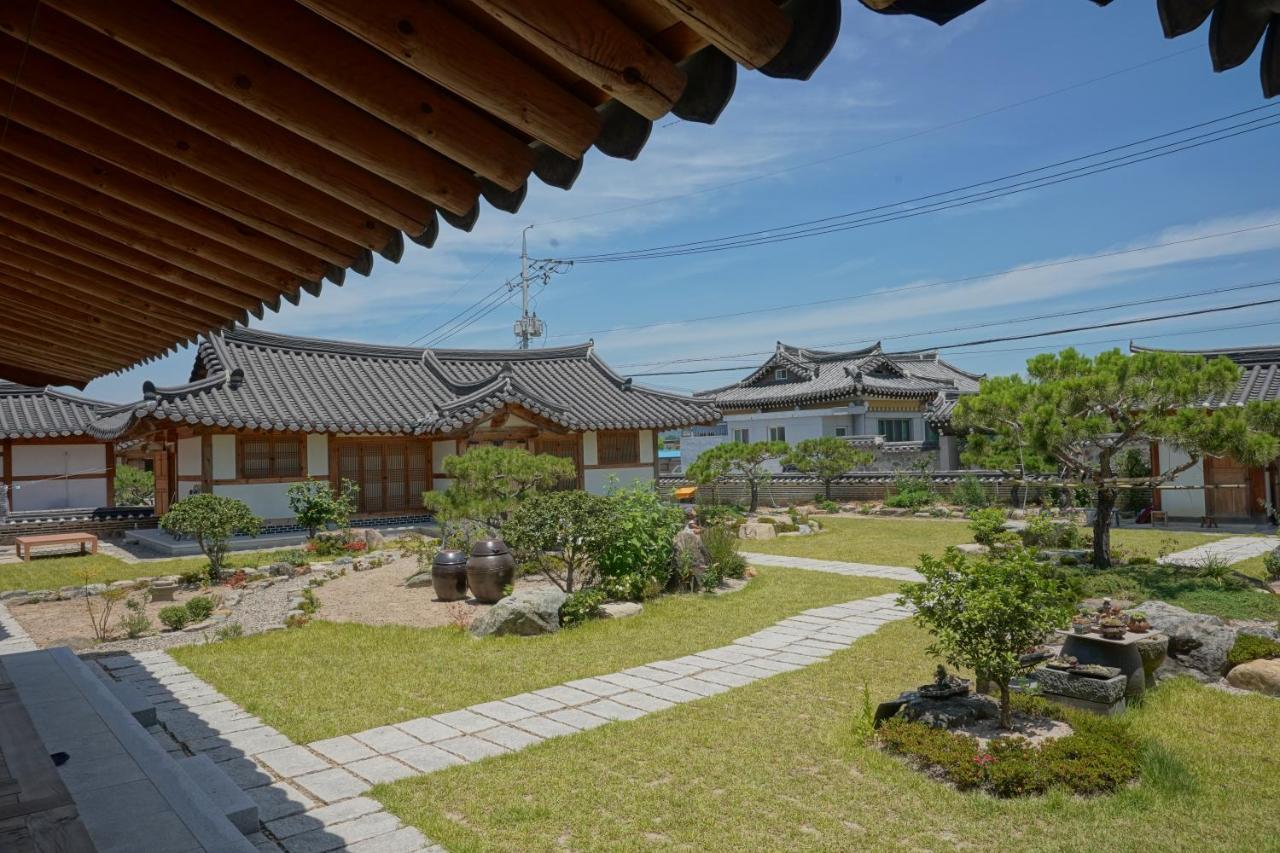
171,567 -> 899,744
0,549 -> 302,593
375,620 -> 1280,852
1230,552 -> 1270,582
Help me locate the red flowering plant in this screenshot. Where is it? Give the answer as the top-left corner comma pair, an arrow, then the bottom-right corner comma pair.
224,569 -> 249,589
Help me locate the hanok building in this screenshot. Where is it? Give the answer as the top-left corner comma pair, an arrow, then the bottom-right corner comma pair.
686,342 -> 982,472
88,329 -> 718,523
1137,343 -> 1280,523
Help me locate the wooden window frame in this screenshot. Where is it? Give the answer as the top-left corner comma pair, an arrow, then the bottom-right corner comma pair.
877,418 -> 912,443
596,430 -> 640,467
237,434 -> 306,481
773,368 -> 787,381
331,438 -> 431,515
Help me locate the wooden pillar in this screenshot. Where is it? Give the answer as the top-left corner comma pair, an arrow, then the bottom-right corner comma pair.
1148,441 -> 1161,512
1249,465 -> 1266,517
652,429 -> 660,482
104,442 -> 116,507
152,448 -> 170,516
201,434 -> 213,494
2,437 -> 11,512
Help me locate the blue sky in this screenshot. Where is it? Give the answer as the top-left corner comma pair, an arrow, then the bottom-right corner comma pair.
75,2 -> 1280,403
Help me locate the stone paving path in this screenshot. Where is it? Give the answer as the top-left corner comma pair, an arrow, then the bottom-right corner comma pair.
0,599 -> 36,655
741,552 -> 924,582
94,591 -> 913,852
1158,536 -> 1279,567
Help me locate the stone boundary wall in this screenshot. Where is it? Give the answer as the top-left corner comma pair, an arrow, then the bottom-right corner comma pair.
0,508 -> 157,546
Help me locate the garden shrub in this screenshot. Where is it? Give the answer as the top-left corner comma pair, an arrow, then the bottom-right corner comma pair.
160,493 -> 262,582
288,478 -> 358,537
595,484 -> 684,600
274,549 -> 311,567
307,531 -> 367,558
702,523 -> 747,580
1022,514 -> 1084,549
184,596 -> 215,622
119,596 -> 150,639
159,605 -> 190,630
817,499 -> 840,513
214,622 -> 244,641
968,507 -> 1009,547
504,490 -> 613,593
1226,633 -> 1280,668
878,698 -> 1140,797
1264,549 -> 1280,582
695,503 -> 744,528
884,468 -> 940,510
561,587 -> 606,628
951,475 -> 989,509
178,568 -> 208,587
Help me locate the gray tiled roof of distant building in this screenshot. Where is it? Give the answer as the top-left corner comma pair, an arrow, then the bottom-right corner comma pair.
1130,343 -> 1280,407
701,342 -> 983,411
0,383 -> 123,439
87,329 -> 718,440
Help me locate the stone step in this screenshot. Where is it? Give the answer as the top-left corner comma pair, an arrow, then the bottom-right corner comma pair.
180,754 -> 260,836
91,662 -> 157,727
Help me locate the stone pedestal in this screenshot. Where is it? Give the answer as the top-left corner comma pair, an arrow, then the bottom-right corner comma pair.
1056,629 -> 1163,702
1034,665 -> 1127,715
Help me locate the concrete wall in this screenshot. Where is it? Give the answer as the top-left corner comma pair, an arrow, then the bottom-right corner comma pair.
1158,444 -> 1205,518
11,479 -> 108,512
8,443 -> 110,511
213,482 -> 296,521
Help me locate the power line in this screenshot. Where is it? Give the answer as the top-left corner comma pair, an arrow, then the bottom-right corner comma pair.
616,276 -> 1280,370
534,44 -> 1200,228
544,105 -> 1280,265
550,220 -> 1280,341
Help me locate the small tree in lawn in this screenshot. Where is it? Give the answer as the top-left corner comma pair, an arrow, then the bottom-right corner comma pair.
422,446 -> 576,540
954,348 -> 1280,568
288,478 -> 359,538
160,493 -> 262,582
687,440 -> 787,513
899,547 -> 1073,729
503,490 -> 614,593
783,436 -> 873,500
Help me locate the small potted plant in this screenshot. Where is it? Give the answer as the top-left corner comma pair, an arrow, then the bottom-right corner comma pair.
1099,615 -> 1127,639
1071,614 -> 1092,634
1127,611 -> 1150,633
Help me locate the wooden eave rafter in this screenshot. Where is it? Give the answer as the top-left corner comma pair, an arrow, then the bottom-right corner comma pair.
0,0 -> 842,388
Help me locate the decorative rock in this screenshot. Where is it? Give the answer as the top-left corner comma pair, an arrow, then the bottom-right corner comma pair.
955,543 -> 988,555
333,557 -> 354,566
1238,624 -> 1280,641
150,581 -> 179,602
1135,633 -> 1169,688
108,580 -> 136,591
469,589 -> 567,638
599,601 -> 643,619
0,589 -> 27,600
404,571 -> 433,589
59,586 -> 90,599
265,562 -> 294,577
892,692 -> 1000,729
877,507 -> 910,517
1137,600 -> 1236,677
352,558 -> 372,572
1225,658 -> 1280,696
1034,667 -> 1127,705
738,522 -> 776,541
362,528 -> 387,550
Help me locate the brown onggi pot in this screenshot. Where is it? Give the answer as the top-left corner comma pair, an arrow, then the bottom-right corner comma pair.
466,539 -> 516,604
431,549 -> 469,601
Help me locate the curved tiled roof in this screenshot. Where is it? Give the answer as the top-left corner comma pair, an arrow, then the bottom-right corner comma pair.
0,383 -> 123,440
88,329 -> 717,439
1130,342 -> 1280,407
702,342 -> 982,411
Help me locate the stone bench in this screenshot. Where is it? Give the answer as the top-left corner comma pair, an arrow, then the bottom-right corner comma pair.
3,647 -> 255,852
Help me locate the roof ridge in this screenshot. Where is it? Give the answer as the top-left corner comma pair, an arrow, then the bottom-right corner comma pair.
220,327 -> 594,362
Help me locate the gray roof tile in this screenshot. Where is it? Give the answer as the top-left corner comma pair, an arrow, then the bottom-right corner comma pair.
0,383 -> 121,439
1131,343 -> 1280,407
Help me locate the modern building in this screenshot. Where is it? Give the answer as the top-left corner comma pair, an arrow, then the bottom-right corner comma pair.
87,329 -> 718,522
685,342 -> 982,472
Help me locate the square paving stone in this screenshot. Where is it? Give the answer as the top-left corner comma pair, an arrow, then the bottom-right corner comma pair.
259,745 -> 332,777
266,797 -> 382,839
612,691 -> 675,713
249,781 -> 318,822
747,658 -> 803,673
396,717 -> 461,744
504,692 -> 564,713
645,660 -> 704,676
215,756 -> 274,790
282,811 -> 402,853
581,699 -> 647,721
79,801 -> 200,853
470,700 -> 534,723
638,683 -> 701,704
475,724 -> 544,751
545,708 -> 609,731
436,735 -> 510,762
310,735 -> 377,764
666,677 -> 730,697
353,726 -> 421,754
723,662 -> 782,679
432,708 -> 497,734
511,715 -> 578,739
392,744 -> 463,773
563,677 -> 626,697
346,826 -> 429,853
294,767 -> 369,802
347,756 -> 418,785
533,685 -> 597,706
597,672 -> 661,691
620,665 -> 682,683
692,647 -> 756,665
769,651 -> 825,666
695,669 -> 756,688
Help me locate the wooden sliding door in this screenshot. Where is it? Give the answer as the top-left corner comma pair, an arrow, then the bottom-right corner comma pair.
334,439 -> 429,514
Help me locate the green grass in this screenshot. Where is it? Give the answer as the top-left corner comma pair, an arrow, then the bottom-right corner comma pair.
374,621 -> 1280,852
1231,553 -> 1272,582
0,549 -> 300,593
171,567 -> 900,743
1108,528 -> 1230,561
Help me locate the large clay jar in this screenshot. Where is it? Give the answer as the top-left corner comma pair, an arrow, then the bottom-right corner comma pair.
431,549 -> 469,601
466,539 -> 516,604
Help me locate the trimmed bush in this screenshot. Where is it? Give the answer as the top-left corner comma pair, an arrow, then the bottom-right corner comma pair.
561,587 -> 606,628
702,523 -> 747,580
159,605 -> 190,630
185,595 -> 215,622
968,507 -> 1009,547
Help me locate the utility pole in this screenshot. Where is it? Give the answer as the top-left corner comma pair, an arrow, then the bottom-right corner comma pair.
513,224 -> 544,349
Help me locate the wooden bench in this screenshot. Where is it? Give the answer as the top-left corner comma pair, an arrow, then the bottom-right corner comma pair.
673,486 -> 697,502
13,533 -> 98,562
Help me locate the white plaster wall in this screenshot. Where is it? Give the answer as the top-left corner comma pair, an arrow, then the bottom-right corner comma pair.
430,478 -> 452,493
1158,445 -> 1205,518
432,440 -> 456,475
680,433 -> 728,472
638,430 -> 654,464
11,478 -> 107,511
176,437 -> 201,477
214,482 -> 298,521
211,435 -> 236,480
582,431 -> 598,466
307,434 -> 328,476
11,444 -> 106,477
584,466 -> 652,495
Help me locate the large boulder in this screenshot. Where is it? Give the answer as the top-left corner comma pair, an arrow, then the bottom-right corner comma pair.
361,528 -> 387,550
1137,600 -> 1237,678
404,571 -> 433,589
892,693 -> 999,730
738,522 -> 776,540
1225,659 -> 1280,696
469,589 -> 567,638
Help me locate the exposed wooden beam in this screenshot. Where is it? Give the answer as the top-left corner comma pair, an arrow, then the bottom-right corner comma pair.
0,310 -> 153,368
0,354 -> 96,388
296,0 -> 603,158
0,4 -> 436,235
650,0 -> 793,69
469,0 -> 687,120
0,131 -> 324,287
0,183 -> 290,308
0,325 -> 121,374
0,290 -> 174,358
0,36 -> 395,255
172,0 -> 535,192
44,0 -> 480,218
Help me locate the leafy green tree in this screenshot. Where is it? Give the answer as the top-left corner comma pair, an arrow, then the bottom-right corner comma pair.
595,482 -> 684,599
899,547 -> 1073,728
114,464 -> 154,506
422,446 -> 576,536
160,493 -> 262,581
288,478 -> 359,538
687,440 -> 787,512
954,348 -> 1280,568
782,436 -> 874,499
504,490 -> 614,593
